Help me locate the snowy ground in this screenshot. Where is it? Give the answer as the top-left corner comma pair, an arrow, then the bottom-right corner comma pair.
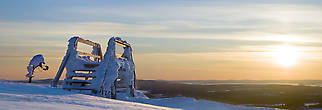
0,80 -> 273,110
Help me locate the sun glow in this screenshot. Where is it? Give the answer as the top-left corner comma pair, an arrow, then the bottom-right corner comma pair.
273,45 -> 299,67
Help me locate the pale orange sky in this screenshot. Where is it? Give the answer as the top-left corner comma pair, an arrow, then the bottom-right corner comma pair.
1,0 -> 322,80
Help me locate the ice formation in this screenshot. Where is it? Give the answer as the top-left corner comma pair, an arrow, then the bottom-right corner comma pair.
25,54 -> 48,83
52,36 -> 136,99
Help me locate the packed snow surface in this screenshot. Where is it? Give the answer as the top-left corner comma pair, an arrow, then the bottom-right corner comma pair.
0,81 -> 273,110
0,81 -> 172,110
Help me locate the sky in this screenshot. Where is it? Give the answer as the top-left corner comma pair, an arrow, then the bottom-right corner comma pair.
0,0 -> 322,80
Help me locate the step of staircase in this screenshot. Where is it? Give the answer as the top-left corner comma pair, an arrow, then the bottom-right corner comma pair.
64,79 -> 92,84
66,73 -> 95,78
116,88 -> 128,93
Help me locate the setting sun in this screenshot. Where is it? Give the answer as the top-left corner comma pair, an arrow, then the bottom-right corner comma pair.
273,45 -> 299,67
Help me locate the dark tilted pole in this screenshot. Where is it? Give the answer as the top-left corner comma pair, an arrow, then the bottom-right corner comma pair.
28,77 -> 32,83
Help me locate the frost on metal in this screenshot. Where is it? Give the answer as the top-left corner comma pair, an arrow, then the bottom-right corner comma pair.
51,36 -> 136,99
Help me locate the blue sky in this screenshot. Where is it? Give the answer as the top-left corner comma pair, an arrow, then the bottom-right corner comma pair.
1,0 -> 322,80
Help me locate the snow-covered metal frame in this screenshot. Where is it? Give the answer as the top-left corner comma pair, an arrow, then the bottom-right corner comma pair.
51,36 -> 136,99
51,37 -> 103,87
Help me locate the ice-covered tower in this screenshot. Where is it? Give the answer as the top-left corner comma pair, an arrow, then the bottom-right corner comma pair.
51,36 -> 136,99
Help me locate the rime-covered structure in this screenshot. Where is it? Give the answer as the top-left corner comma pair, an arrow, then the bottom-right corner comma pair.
51,36 -> 136,99
26,54 -> 49,83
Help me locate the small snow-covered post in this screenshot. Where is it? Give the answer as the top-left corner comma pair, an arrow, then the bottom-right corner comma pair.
26,54 -> 49,83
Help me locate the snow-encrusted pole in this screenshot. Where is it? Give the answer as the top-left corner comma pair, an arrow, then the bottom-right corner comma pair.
51,37 -> 78,87
101,37 -> 120,98
122,45 -> 136,97
26,54 -> 49,83
90,37 -> 120,98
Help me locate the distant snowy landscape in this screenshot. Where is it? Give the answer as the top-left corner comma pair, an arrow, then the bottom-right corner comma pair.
0,80 -> 272,110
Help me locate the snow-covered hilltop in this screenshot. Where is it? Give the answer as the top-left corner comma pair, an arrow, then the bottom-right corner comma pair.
0,80 -> 273,110
0,81 -> 173,110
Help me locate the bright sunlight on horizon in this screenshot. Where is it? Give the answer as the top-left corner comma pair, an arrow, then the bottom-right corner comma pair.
273,44 -> 299,67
